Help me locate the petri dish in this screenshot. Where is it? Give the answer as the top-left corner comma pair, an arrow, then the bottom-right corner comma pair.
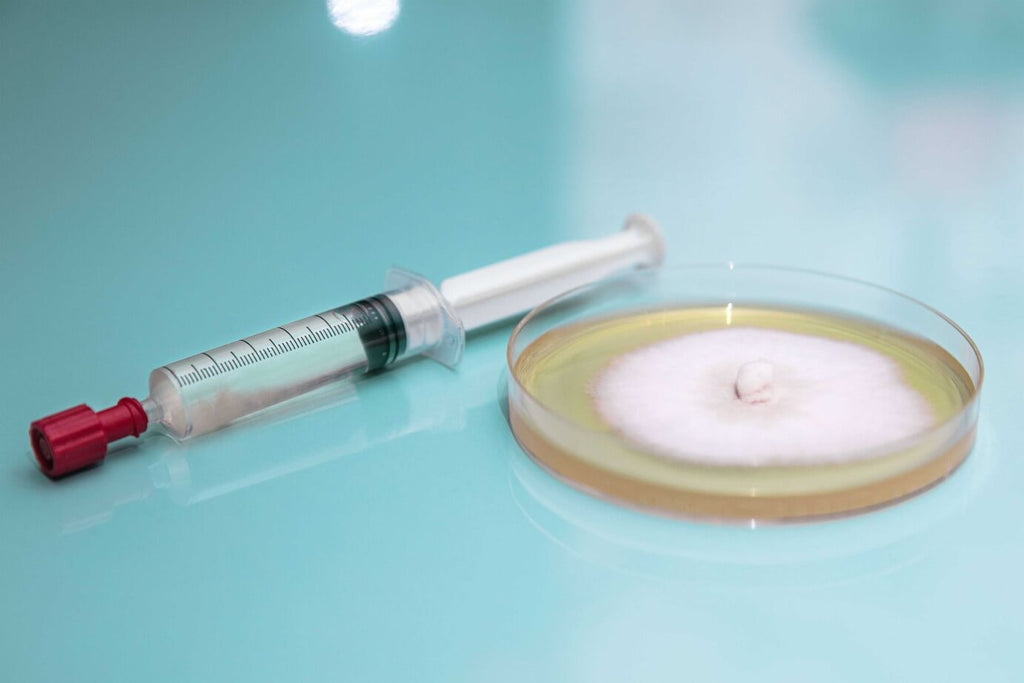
506,266 -> 983,522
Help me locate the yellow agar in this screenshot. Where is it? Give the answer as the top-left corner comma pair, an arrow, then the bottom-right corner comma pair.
510,306 -> 977,521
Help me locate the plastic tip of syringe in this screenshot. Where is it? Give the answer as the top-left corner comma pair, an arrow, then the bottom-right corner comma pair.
30,398 -> 148,478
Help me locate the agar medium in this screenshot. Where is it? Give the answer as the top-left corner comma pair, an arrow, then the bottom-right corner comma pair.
507,266 -> 982,522
30,216 -> 665,478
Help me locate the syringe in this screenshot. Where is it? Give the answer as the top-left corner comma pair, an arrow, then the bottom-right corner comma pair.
30,215 -> 664,478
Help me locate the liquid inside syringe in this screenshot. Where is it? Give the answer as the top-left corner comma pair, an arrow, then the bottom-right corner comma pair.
30,215 -> 665,478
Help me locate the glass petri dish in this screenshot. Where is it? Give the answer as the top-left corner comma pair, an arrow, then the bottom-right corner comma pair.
506,266 -> 984,522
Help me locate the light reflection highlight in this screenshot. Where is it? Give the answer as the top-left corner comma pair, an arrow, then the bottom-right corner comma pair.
327,0 -> 400,36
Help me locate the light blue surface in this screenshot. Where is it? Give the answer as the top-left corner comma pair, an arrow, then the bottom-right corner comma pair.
2,1 -> 1023,680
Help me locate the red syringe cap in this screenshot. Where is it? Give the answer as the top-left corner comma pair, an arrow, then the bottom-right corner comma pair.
30,398 -> 148,478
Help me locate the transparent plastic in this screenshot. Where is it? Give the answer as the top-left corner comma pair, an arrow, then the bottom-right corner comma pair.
142,278 -> 458,441
146,305 -> 373,440
386,268 -> 465,367
507,266 -> 984,522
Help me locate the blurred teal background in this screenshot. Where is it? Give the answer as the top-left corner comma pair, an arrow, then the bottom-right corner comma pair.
1,1 -> 1022,680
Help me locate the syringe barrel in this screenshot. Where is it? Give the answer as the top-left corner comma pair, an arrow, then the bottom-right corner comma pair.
148,296 -> 409,440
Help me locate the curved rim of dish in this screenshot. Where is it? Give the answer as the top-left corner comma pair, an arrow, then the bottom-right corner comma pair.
505,263 -> 985,468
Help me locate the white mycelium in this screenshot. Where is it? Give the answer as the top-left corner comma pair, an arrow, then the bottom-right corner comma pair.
592,327 -> 936,466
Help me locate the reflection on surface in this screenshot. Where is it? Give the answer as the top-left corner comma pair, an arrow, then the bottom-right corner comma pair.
52,353 -> 499,534
509,418 -> 996,586
327,0 -> 400,36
